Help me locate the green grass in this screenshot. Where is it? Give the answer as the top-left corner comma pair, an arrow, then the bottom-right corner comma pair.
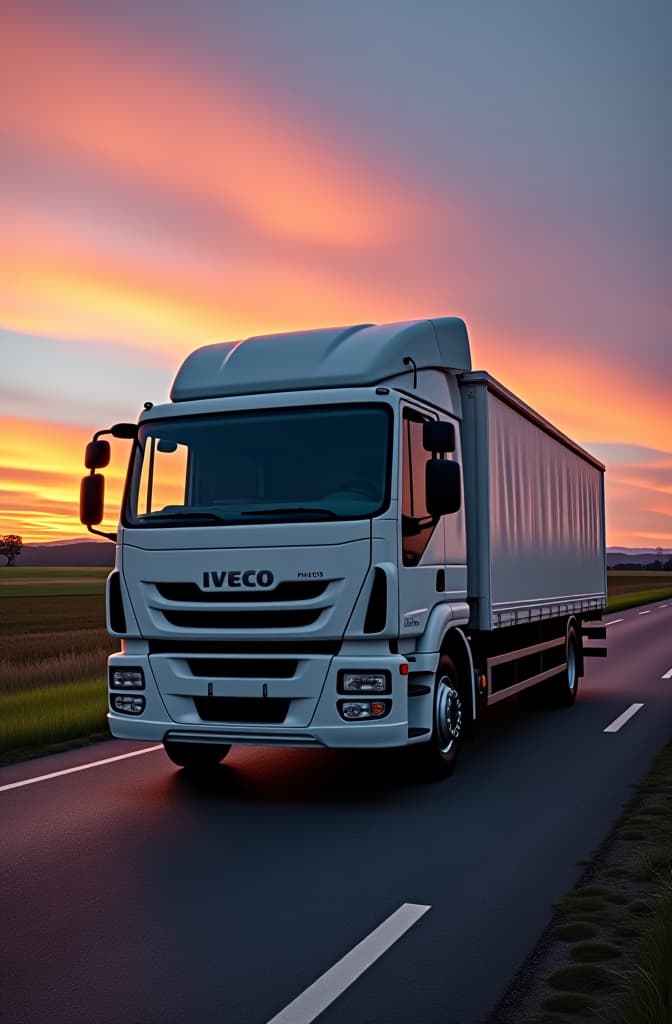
569,941 -> 621,962
0,583 -> 110,597
608,588 -> 672,613
0,567 -> 110,578
542,991 -> 597,1013
548,963 -> 614,992
0,678 -> 109,761
0,569 -> 113,757
0,565 -> 109,598
617,878 -> 672,1024
607,571 -> 672,613
606,571 -> 672,595
0,588 -> 114,696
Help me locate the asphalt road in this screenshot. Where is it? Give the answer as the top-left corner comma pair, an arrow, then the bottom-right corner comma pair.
2,599 -> 671,1024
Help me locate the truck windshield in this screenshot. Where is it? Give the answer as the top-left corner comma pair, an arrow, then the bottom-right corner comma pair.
125,404 -> 391,526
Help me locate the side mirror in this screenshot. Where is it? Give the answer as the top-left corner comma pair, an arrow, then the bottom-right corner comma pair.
85,439 -> 111,470
423,421 -> 455,454
426,459 -> 461,518
110,422 -> 138,440
80,474 -> 105,525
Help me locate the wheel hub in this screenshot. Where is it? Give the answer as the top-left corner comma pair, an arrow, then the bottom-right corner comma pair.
436,676 -> 462,753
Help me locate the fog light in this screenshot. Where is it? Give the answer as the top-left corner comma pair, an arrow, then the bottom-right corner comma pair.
339,700 -> 391,721
340,671 -> 389,694
111,694 -> 146,715
110,668 -> 145,689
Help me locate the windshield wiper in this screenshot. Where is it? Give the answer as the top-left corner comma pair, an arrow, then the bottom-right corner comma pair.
141,511 -> 232,524
241,506 -> 338,520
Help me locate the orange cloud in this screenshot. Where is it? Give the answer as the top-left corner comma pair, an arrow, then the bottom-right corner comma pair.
0,416 -> 130,543
470,327 -> 670,452
2,8 -> 423,252
0,214 -> 398,356
1,7 -> 454,356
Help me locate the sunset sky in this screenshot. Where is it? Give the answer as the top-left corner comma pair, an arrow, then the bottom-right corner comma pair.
1,0 -> 670,546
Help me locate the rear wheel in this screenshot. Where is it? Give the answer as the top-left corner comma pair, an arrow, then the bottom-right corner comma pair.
163,741 -> 231,770
548,624 -> 580,707
416,655 -> 467,778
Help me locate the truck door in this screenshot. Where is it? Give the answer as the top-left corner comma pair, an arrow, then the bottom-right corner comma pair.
398,405 -> 446,639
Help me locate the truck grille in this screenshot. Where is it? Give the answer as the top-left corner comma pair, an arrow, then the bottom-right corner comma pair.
146,577 -> 337,633
148,639 -> 340,655
155,581 -> 327,603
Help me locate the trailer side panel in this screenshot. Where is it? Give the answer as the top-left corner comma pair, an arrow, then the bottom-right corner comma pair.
461,374 -> 606,630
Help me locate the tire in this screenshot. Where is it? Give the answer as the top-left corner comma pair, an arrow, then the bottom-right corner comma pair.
163,740 -> 231,770
416,655 -> 467,778
548,624 -> 580,707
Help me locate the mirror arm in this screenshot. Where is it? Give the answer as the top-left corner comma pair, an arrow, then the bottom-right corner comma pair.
86,523 -> 117,542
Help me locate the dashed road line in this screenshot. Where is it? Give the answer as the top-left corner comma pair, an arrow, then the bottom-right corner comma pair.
604,704 -> 644,733
638,610 -> 651,615
265,903 -> 431,1024
662,668 -> 672,680
605,618 -> 624,626
0,745 -> 163,793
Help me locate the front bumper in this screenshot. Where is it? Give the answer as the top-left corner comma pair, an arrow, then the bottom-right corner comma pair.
107,650 -> 418,749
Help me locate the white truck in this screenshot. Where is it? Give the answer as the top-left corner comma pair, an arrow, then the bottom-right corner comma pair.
80,317 -> 607,775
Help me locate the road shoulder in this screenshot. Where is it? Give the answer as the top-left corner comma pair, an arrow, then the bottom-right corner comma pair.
491,737 -> 672,1023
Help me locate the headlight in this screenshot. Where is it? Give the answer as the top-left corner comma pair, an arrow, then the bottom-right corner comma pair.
338,670 -> 390,694
109,668 -> 145,690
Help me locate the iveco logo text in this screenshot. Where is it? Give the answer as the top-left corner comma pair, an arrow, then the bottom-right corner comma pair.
201,570 -> 274,588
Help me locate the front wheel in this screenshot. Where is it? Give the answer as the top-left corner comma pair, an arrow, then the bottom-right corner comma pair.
163,741 -> 231,770
416,655 -> 466,778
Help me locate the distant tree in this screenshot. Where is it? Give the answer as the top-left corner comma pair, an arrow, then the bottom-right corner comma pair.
0,534 -> 23,566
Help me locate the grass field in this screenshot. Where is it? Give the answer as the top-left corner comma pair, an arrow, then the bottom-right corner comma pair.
0,566 -> 114,760
606,572 -> 672,614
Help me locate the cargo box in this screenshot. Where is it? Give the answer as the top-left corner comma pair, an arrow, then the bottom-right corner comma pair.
459,372 -> 607,631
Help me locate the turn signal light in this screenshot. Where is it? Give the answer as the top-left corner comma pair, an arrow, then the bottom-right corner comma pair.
338,700 -> 391,721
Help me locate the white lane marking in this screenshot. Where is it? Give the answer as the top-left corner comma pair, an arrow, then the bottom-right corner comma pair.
662,604 -> 669,609
0,745 -> 163,793
662,668 -> 672,680
605,618 -> 624,626
638,610 -> 651,615
266,903 -> 430,1024
604,704 -> 644,733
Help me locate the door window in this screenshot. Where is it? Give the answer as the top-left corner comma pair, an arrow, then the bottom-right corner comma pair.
401,409 -> 435,566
